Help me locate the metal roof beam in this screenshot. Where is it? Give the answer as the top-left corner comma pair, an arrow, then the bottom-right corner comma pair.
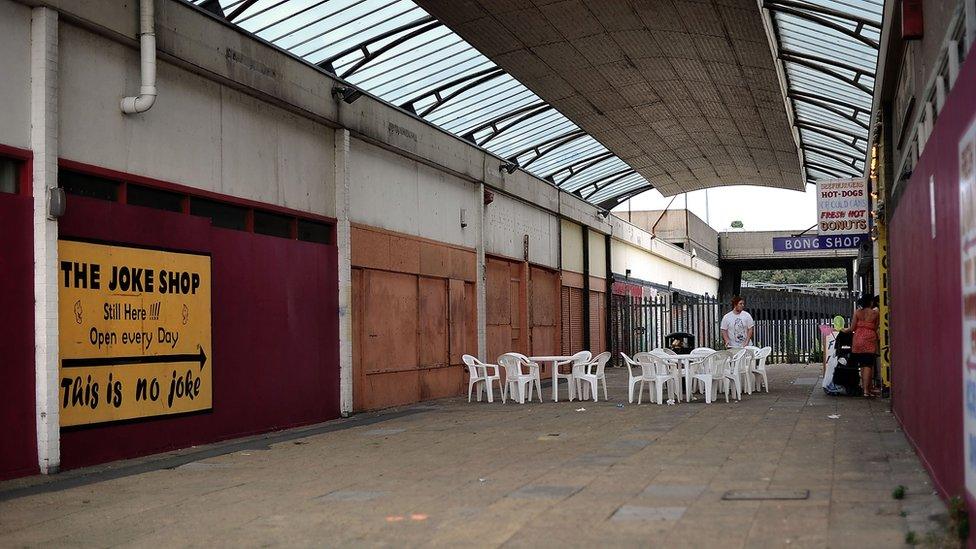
779,49 -> 873,81
764,1 -> 879,49
764,0 -> 882,30
225,0 -> 259,22
458,102 -> 551,146
804,143 -> 863,164
545,151 -> 615,186
579,169 -> 638,199
804,147 -> 860,170
805,161 -> 857,178
597,183 -> 654,211
788,90 -> 866,116
789,93 -> 869,130
507,130 -> 587,172
318,17 -> 442,79
400,67 -> 505,117
781,56 -> 873,95
797,120 -> 863,142
797,124 -> 867,156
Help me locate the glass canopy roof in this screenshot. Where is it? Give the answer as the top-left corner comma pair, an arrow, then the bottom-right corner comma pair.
188,0 -> 882,208
764,0 -> 883,182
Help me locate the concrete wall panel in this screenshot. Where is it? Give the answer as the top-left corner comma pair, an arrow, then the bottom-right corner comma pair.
484,193 -> 559,268
561,219 -> 583,273
349,138 -> 478,249
0,0 -> 30,149
611,238 -> 719,296
59,24 -> 335,216
588,230 -> 607,278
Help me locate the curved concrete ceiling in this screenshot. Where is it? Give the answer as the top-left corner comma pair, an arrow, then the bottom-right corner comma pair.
415,0 -> 805,199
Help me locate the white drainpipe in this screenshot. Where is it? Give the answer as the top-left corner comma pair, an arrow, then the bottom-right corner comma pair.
120,0 -> 156,114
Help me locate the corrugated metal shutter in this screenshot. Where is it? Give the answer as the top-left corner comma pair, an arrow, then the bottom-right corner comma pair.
561,286 -> 584,354
561,287 -> 571,355
589,290 -> 603,353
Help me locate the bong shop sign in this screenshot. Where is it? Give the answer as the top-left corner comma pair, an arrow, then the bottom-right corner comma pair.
817,178 -> 869,236
58,240 -> 212,427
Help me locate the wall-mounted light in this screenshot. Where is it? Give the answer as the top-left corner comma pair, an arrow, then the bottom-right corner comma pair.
460,208 -> 468,228
625,268 -> 631,278
499,160 -> 519,174
332,86 -> 363,104
48,187 -> 65,219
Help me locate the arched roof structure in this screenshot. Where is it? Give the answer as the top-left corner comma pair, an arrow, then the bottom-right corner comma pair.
189,0 -> 883,210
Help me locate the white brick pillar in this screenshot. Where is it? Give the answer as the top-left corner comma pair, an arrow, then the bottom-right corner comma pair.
30,6 -> 60,474
476,182 -> 487,361
335,128 -> 353,416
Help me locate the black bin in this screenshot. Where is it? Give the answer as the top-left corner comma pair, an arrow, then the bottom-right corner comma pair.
665,332 -> 695,354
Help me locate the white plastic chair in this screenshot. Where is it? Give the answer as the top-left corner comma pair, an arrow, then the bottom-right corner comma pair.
684,348 -> 714,396
693,351 -> 735,403
636,355 -> 677,404
574,351 -> 611,402
620,352 -> 643,403
728,349 -> 750,400
650,349 -> 685,400
553,351 -> 591,402
498,353 -> 536,404
462,355 -> 502,403
511,352 -> 544,402
752,346 -> 772,392
634,351 -> 653,363
735,347 -> 756,395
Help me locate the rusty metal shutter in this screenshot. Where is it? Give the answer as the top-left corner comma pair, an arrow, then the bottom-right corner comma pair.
561,287 -> 571,355
561,286 -> 584,354
589,290 -> 603,353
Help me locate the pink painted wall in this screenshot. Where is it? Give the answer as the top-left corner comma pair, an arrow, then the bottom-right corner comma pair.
58,194 -> 340,470
890,52 -> 976,506
0,191 -> 38,480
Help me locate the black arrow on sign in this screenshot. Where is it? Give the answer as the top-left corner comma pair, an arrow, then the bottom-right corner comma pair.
62,346 -> 208,371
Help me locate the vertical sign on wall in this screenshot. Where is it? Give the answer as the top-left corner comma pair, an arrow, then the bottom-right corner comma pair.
58,241 -> 213,427
877,219 -> 890,387
959,118 -> 976,496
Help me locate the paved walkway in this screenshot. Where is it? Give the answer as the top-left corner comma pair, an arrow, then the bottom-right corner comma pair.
1,364 -> 948,547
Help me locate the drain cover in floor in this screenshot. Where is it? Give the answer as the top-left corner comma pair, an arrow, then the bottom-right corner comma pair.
508,485 -> 582,499
642,484 -> 706,498
792,377 -> 820,385
316,490 -> 386,502
722,489 -> 809,500
610,505 -> 686,521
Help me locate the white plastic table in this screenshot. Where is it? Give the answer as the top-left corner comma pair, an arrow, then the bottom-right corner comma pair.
528,355 -> 575,401
665,353 -> 703,402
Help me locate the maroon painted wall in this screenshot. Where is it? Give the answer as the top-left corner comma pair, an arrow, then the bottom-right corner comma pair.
58,195 -> 339,469
890,53 -> 976,502
0,192 -> 38,480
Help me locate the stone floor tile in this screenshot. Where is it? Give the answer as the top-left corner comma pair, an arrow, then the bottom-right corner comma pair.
0,364 -> 948,547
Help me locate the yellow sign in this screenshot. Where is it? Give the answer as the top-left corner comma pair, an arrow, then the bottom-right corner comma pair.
58,240 -> 212,427
877,221 -> 890,387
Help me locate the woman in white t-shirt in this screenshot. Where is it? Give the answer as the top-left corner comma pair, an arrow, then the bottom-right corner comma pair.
720,296 -> 755,349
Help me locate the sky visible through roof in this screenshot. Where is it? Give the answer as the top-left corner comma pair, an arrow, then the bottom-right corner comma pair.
192,0 -> 883,231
